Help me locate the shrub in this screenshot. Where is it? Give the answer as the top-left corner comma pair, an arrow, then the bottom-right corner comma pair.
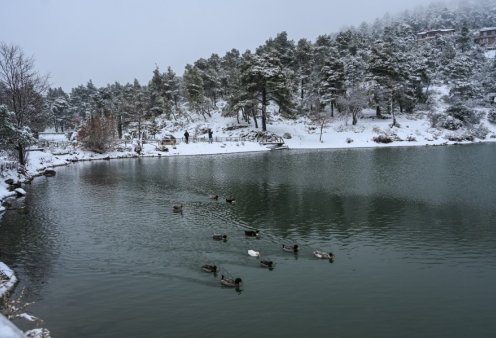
470,125 -> 489,139
446,103 -> 481,125
441,116 -> 464,130
78,115 -> 116,153
487,110 -> 496,124
373,135 -> 393,143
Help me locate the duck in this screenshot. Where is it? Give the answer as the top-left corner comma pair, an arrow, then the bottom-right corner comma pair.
172,204 -> 183,212
282,244 -> 299,253
220,275 -> 242,287
248,249 -> 260,257
202,265 -> 218,273
209,194 -> 219,200
226,197 -> 236,204
245,230 -> 260,237
212,234 -> 227,241
260,260 -> 274,269
313,250 -> 335,261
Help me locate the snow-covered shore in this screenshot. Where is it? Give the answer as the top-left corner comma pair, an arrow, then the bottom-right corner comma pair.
2,107 -> 496,205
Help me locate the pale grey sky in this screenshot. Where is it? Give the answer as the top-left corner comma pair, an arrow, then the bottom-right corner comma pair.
1,0 -> 435,90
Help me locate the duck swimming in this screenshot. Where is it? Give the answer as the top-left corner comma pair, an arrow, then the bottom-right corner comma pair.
209,194 -> 219,200
220,275 -> 242,287
212,234 -> 227,241
248,249 -> 260,257
282,244 -> 299,253
202,265 -> 218,273
260,259 -> 274,268
313,250 -> 335,261
226,197 -> 236,204
245,230 -> 260,237
172,204 -> 183,212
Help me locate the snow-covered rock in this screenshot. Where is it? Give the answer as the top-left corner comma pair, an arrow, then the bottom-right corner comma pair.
14,188 -> 27,197
0,261 -> 18,297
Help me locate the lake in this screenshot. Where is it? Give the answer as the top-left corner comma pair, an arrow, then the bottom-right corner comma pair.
1,144 -> 496,338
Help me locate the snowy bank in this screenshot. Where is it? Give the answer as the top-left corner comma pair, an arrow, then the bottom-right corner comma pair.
2,104 -> 496,205
0,261 -> 17,298
0,314 -> 25,338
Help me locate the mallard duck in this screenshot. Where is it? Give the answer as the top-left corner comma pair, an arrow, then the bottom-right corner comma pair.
220,275 -> 242,287
248,249 -> 260,257
245,230 -> 260,237
209,194 -> 219,200
226,197 -> 236,204
172,204 -> 183,212
282,244 -> 299,253
260,260 -> 274,268
313,250 -> 335,260
202,265 -> 218,273
212,234 -> 227,241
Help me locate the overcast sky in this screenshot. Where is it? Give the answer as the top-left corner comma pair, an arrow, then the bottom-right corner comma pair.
1,0 -> 435,91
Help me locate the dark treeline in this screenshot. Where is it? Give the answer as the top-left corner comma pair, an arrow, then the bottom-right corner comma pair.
2,0 -> 496,158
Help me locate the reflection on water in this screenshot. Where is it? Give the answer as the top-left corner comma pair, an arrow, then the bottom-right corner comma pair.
1,144 -> 496,337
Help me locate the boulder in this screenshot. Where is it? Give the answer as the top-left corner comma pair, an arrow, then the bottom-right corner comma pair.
4,178 -> 14,185
43,169 -> 56,177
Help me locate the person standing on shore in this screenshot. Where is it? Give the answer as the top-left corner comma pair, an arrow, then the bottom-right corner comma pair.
208,129 -> 213,144
184,130 -> 189,144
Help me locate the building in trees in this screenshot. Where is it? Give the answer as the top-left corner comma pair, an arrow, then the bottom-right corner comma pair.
416,29 -> 455,42
475,27 -> 496,50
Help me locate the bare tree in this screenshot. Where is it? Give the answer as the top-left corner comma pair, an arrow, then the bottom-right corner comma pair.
308,108 -> 333,142
0,42 -> 49,165
336,88 -> 368,125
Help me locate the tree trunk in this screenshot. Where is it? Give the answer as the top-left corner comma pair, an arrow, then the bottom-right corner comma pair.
301,79 -> 304,99
138,116 -> 142,146
319,123 -> 323,142
261,87 -> 267,131
352,112 -> 358,125
376,105 -> 382,118
330,100 -> 334,117
117,115 -> 123,139
390,92 -> 397,127
424,81 -> 431,104
252,105 -> 258,129
18,142 -> 25,166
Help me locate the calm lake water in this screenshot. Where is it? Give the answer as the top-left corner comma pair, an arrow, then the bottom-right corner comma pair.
1,144 -> 496,338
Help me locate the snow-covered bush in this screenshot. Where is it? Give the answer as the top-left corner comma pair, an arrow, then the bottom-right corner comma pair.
373,134 -> 393,143
448,134 -> 474,142
428,112 -> 463,130
446,103 -> 481,125
487,110 -> 496,124
441,116 -> 464,130
470,125 -> 489,139
283,132 -> 292,139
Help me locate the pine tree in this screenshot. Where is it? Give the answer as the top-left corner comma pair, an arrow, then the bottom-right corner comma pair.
44,87 -> 70,132
318,48 -> 345,116
295,38 -> 313,106
183,64 -> 209,120
241,50 -> 294,131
